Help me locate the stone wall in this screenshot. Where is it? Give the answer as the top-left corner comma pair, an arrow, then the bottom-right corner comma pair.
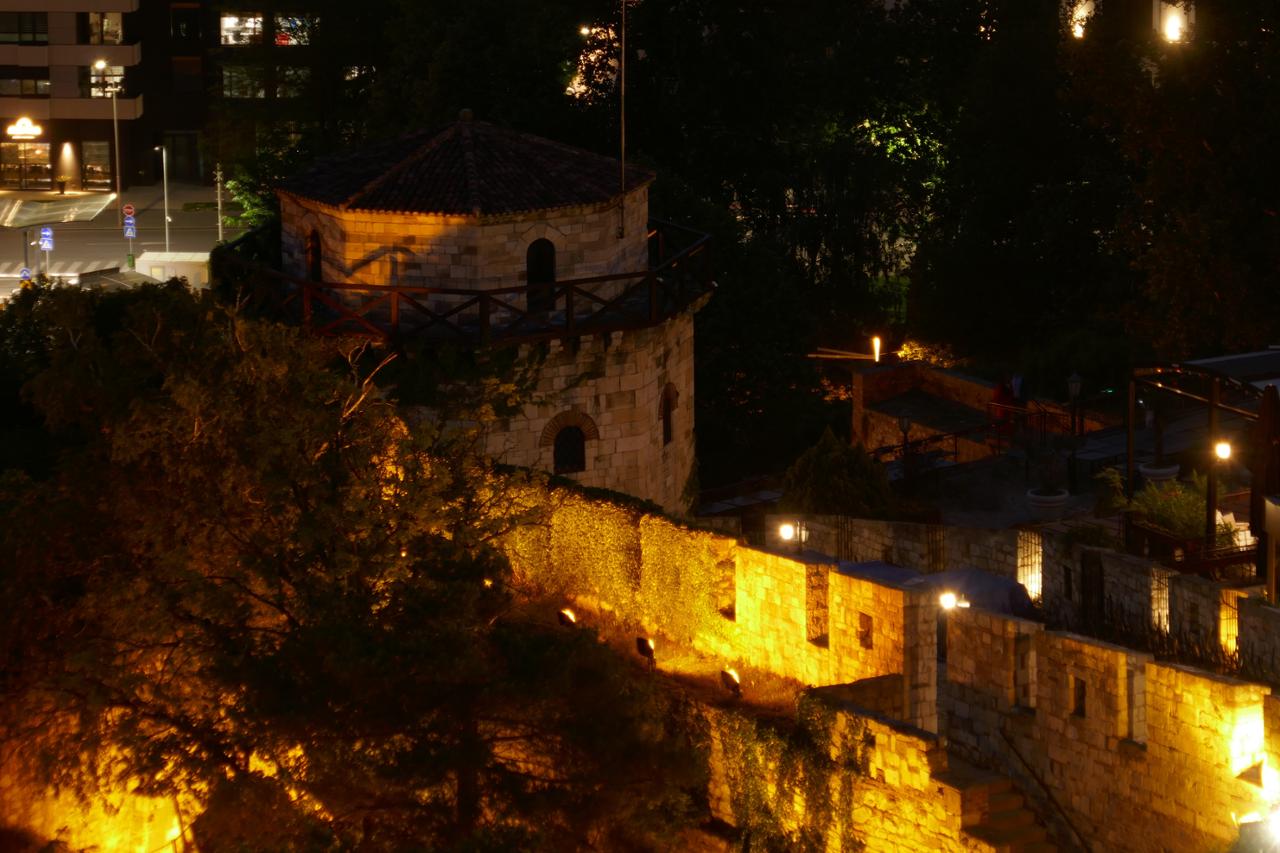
0,746 -> 185,851
507,491 -> 940,730
482,307 -> 699,514
941,605 -> 1274,853
280,186 -> 650,296
703,695 -> 987,853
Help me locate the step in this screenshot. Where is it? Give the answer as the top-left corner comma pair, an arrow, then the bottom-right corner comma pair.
984,808 -> 1037,831
966,821 -> 1048,849
988,790 -> 1025,813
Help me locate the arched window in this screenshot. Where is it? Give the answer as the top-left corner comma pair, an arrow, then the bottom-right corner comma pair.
540,410 -> 598,475
526,238 -> 556,313
554,426 -> 586,474
659,383 -> 679,446
306,228 -> 323,281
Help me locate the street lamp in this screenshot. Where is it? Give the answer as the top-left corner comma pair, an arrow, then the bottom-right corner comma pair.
1068,372 -> 1083,436
898,414 -> 912,484
94,60 -> 122,224
1206,439 -> 1231,545
154,145 -> 170,252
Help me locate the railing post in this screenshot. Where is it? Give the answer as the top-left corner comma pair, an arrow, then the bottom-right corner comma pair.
389,290 -> 400,334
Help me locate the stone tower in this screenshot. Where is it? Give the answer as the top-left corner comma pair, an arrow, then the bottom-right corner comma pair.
274,116 -> 710,513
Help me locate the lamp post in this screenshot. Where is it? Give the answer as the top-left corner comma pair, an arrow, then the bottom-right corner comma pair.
1068,372 -> 1083,493
94,60 -> 122,224
154,145 -> 170,252
1207,440 -> 1231,545
899,414 -> 912,486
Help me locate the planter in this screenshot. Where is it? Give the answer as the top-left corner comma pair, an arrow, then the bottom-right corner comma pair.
1139,462 -> 1180,484
1027,487 -> 1070,522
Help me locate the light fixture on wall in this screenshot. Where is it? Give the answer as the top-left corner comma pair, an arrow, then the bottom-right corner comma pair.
635,636 -> 655,670
720,668 -> 742,699
939,591 -> 970,610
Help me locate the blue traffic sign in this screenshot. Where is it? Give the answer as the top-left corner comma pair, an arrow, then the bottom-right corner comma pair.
39,226 -> 52,239
123,215 -> 136,227
38,237 -> 52,251
124,225 -> 137,239
19,268 -> 31,281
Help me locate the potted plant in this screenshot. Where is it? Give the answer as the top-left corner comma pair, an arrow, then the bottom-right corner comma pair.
55,174 -> 71,194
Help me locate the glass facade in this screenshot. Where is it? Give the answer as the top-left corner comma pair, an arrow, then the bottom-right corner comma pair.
0,142 -> 51,189
81,141 -> 111,189
220,14 -> 263,45
0,13 -> 48,45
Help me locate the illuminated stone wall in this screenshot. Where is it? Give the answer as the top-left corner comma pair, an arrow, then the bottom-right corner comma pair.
0,748 -> 186,851
506,489 -> 940,729
941,605 -> 1273,852
279,186 -> 650,292
702,697 -> 984,852
482,306 -> 700,514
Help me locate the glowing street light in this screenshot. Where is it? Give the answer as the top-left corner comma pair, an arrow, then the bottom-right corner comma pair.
154,144 -> 170,252
95,59 -> 123,224
1216,441 -> 1232,461
940,591 -> 958,610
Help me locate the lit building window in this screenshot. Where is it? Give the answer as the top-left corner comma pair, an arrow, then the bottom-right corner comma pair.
1154,1 -> 1193,42
0,77 -> 49,97
85,64 -> 123,98
220,13 -> 263,45
86,11 -> 123,45
1016,529 -> 1043,602
274,15 -> 316,46
1150,571 -> 1170,632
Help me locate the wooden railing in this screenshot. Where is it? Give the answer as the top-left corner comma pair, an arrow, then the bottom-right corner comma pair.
213,220 -> 712,347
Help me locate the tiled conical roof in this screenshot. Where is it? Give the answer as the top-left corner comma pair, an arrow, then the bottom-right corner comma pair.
279,117 -> 654,216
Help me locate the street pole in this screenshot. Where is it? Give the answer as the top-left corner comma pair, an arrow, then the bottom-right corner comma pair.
215,162 -> 224,242
111,85 -> 121,225
21,228 -> 28,269
156,145 -> 170,253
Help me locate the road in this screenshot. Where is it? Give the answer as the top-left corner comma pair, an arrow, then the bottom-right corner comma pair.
0,181 -> 245,283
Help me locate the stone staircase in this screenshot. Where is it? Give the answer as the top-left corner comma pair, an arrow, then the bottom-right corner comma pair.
935,757 -> 1058,853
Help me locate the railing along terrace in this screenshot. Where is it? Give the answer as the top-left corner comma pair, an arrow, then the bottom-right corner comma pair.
215,220 -> 712,347
1121,512 -> 1258,580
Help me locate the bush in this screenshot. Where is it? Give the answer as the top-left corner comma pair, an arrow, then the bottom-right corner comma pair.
778,428 -> 893,517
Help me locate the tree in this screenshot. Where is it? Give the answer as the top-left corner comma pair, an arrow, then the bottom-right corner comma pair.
0,284 -> 704,850
778,427 -> 894,517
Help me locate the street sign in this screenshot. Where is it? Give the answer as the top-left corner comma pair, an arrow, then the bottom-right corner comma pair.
123,214 -> 136,227
38,237 -> 52,251
123,203 -> 135,217
39,226 -> 52,240
124,225 -> 137,239
19,268 -> 30,281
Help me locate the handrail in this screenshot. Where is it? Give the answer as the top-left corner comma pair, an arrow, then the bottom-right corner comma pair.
215,219 -> 712,347
996,723 -> 1093,853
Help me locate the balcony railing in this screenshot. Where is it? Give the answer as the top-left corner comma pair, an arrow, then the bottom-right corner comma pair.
215,219 -> 712,347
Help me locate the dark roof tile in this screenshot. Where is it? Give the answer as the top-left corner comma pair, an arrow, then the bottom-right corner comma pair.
279,120 -> 654,216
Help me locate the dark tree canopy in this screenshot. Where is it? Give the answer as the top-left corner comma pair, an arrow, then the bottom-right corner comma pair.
0,284 -> 704,851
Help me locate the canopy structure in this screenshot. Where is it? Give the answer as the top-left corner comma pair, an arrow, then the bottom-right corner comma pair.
1128,351 -> 1280,600
0,193 -> 117,228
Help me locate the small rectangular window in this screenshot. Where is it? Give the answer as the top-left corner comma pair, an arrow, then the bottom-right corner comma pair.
85,12 -> 123,45
1071,675 -> 1087,718
858,612 -> 874,650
